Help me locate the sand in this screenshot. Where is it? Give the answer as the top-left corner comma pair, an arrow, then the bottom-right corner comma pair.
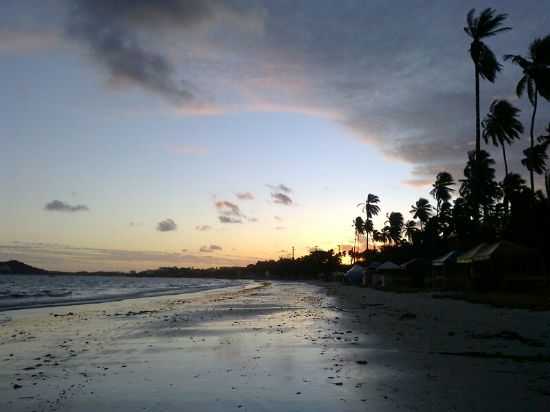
1,281 -> 549,411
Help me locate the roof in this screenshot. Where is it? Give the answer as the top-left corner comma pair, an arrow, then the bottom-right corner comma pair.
457,241 -> 536,264
456,243 -> 488,264
432,250 -> 459,266
376,261 -> 402,271
366,260 -> 382,269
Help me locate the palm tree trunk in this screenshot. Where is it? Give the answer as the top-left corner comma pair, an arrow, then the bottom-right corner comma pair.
529,90 -> 538,193
474,64 -> 481,222
502,144 -> 509,177
365,227 -> 369,253
502,144 -> 510,215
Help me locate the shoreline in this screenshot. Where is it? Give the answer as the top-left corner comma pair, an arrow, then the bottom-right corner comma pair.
1,281 -> 549,411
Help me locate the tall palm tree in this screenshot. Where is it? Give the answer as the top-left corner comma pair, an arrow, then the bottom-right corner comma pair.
505,35 -> 550,191
403,220 -> 417,243
357,193 -> 380,252
465,8 -> 510,215
430,172 -> 455,215
482,99 -> 524,177
410,198 -> 433,230
465,9 -> 511,161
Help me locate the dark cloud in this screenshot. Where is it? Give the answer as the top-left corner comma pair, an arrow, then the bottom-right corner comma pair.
219,215 -> 242,224
65,0 -> 255,104
268,184 -> 291,193
44,200 -> 89,212
156,218 -> 177,232
199,244 -> 222,253
271,192 -> 292,205
195,225 -> 211,231
236,192 -> 254,200
215,200 -> 247,223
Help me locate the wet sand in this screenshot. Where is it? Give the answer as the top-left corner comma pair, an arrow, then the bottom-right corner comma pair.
1,281 -> 549,411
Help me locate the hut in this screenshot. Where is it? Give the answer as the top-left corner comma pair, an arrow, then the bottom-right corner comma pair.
431,250 -> 463,289
343,265 -> 366,285
364,260 -> 382,286
456,241 -> 545,291
400,258 -> 430,288
372,261 -> 403,289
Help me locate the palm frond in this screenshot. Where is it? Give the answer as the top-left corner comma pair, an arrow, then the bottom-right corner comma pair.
530,35 -> 550,65
478,43 -> 501,82
515,74 -> 528,97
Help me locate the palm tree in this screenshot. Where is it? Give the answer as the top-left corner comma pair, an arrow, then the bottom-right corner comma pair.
352,216 -> 365,263
372,229 -> 382,250
403,220 -> 417,243
381,225 -> 391,246
386,212 -> 404,244
522,143 -> 548,180
430,172 -> 455,215
505,35 -> 550,191
465,8 -> 510,216
363,219 -> 374,252
357,193 -> 380,252
464,9 -> 510,159
410,198 -> 433,230
502,173 -> 526,208
482,100 -> 524,177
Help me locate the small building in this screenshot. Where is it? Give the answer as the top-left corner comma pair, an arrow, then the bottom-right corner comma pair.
372,261 -> 404,289
431,250 -> 463,290
363,260 -> 382,286
456,241 -> 545,291
400,258 -> 430,288
344,265 -> 366,285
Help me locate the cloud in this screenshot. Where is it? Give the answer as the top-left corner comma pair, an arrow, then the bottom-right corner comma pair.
0,29 -> 61,54
268,184 -> 291,193
0,241 -> 259,271
195,225 -> 211,231
199,244 -> 222,253
156,218 -> 177,232
236,192 -> 254,200
402,178 -> 433,188
274,216 -> 283,221
275,226 -> 286,230
218,216 -> 242,224
215,200 -> 246,223
247,217 -> 258,222
44,200 -> 89,213
271,192 -> 292,206
65,0 -> 262,105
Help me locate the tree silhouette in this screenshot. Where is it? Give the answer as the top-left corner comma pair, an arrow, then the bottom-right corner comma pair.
482,99 -> 524,177
386,212 -> 404,244
430,172 -> 455,215
464,8 -> 510,216
505,35 -> 550,191
357,193 -> 380,252
460,150 -> 501,219
403,220 -> 417,243
410,198 -> 433,230
352,216 -> 365,263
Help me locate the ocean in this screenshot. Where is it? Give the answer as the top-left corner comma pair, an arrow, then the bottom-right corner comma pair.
0,274 -> 247,312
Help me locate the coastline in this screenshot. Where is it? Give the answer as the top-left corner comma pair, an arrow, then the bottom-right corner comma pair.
1,281 -> 549,411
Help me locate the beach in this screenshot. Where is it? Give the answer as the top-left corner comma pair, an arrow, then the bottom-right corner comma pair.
1,281 -> 549,411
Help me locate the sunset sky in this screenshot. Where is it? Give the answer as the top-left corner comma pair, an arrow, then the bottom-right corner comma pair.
1,0 -> 549,271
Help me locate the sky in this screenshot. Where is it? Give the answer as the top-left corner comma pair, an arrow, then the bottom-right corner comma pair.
1,0 -> 549,271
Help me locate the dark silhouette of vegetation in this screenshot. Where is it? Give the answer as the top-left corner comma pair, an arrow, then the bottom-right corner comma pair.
465,8 -> 511,218
482,100 -> 523,177
505,35 -> 550,191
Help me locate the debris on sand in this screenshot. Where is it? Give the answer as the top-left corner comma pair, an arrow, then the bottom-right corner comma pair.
470,330 -> 544,347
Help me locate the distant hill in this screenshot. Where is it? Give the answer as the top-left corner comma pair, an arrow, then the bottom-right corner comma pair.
0,260 -> 49,275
